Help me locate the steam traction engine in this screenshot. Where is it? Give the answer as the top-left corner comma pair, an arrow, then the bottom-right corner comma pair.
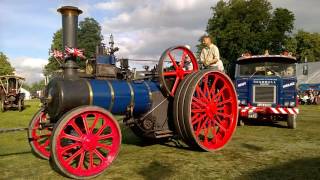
0,75 -> 25,112
28,6 -> 238,179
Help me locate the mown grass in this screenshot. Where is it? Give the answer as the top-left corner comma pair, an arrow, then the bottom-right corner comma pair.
0,100 -> 319,180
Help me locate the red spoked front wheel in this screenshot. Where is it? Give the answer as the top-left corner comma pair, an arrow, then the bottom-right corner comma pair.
28,108 -> 52,159
174,70 -> 238,151
50,106 -> 121,179
159,46 -> 199,97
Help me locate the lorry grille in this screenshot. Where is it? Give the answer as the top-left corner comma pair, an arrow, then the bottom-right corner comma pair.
253,85 -> 276,103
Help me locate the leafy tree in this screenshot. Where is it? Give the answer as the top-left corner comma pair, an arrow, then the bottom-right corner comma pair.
284,36 -> 297,54
78,18 -> 103,60
44,18 -> 103,75
0,52 -> 15,75
268,8 -> 295,53
44,30 -> 63,76
294,30 -> 320,62
203,0 -> 295,77
24,80 -> 45,94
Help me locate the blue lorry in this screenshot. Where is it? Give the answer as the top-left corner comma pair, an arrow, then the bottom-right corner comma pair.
235,54 -> 299,128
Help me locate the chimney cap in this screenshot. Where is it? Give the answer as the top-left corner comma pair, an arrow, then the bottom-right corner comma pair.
57,6 -> 82,15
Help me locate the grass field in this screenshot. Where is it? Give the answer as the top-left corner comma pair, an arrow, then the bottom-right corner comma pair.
0,100 -> 319,180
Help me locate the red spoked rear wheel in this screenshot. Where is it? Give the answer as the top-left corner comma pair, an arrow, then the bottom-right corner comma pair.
28,108 -> 52,159
175,70 -> 238,151
50,106 -> 121,179
159,46 -> 199,97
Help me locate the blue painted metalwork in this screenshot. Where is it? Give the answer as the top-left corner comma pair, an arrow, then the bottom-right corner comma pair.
96,55 -> 116,65
235,76 -> 297,107
88,80 -> 160,115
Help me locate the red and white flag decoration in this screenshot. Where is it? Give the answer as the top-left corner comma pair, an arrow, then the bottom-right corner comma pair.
52,49 -> 64,60
50,47 -> 86,62
65,47 -> 85,59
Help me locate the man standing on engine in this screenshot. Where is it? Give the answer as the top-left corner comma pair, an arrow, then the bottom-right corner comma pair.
200,35 -> 224,71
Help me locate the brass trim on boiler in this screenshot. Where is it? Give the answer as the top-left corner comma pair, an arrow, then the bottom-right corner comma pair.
107,81 -> 115,111
127,82 -> 135,107
85,80 -> 93,105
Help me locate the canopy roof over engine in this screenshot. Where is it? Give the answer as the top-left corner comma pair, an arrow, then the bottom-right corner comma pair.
0,75 -> 25,80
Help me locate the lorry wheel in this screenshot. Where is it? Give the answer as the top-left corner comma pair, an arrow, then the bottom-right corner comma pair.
287,114 -> 297,129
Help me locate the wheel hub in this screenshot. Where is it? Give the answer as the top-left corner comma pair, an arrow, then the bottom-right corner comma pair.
176,68 -> 185,79
82,134 -> 98,151
205,101 -> 217,118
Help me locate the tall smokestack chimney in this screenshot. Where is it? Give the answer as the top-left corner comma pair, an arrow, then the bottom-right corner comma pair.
57,6 -> 82,79
57,6 -> 82,48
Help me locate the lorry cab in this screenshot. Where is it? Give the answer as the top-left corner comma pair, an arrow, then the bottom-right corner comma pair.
235,54 -> 299,128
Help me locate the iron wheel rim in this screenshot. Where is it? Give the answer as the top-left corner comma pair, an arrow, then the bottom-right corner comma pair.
159,46 -> 199,97
185,71 -> 238,151
51,106 -> 121,179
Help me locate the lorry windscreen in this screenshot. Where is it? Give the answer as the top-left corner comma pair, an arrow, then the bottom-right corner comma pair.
238,62 -> 296,77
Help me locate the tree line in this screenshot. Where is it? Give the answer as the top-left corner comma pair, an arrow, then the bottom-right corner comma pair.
201,0 -> 320,76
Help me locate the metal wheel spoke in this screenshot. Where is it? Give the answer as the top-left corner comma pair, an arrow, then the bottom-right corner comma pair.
34,133 -> 51,140
61,132 -> 82,142
81,114 -> 90,134
213,119 -> 227,132
95,122 -> 108,136
217,98 -> 232,106
203,75 -> 211,101
217,107 -> 225,111
98,133 -> 113,140
179,52 -> 187,68
192,101 -> 203,109
195,86 -> 209,103
170,77 -> 180,95
61,143 -> 80,154
213,86 -> 226,101
195,117 -> 208,136
192,113 -> 206,125
89,151 -> 94,168
163,71 -> 177,76
66,148 -> 84,164
192,97 -> 207,108
40,138 -> 50,148
167,52 -> 179,69
216,112 -> 232,119
93,149 -> 106,161
209,77 -> 219,95
211,123 -> 217,138
90,115 -> 100,133
70,120 -> 83,137
77,152 -> 85,170
97,143 -> 112,151
191,109 -> 206,113
203,122 -> 210,145
215,114 -> 225,126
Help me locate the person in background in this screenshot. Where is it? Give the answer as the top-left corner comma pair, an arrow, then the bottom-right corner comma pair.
200,35 -> 224,72
302,93 -> 309,104
184,45 -> 193,71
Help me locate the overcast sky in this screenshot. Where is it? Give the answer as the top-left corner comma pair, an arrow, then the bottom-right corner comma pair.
0,0 -> 319,83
